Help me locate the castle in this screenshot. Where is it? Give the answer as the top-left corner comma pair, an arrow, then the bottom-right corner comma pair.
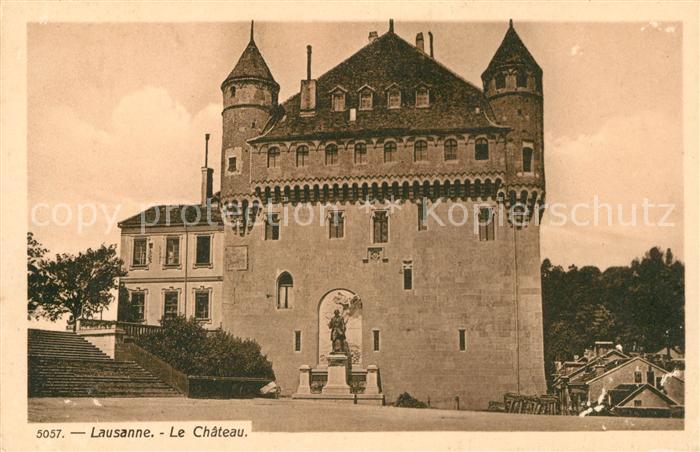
118,20 -> 547,409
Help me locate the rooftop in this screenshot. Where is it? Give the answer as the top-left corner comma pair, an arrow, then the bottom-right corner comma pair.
252,28 -> 505,143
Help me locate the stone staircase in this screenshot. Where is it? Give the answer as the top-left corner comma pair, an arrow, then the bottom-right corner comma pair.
28,329 -> 180,397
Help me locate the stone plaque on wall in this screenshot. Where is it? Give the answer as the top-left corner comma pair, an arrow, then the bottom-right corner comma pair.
226,245 -> 248,271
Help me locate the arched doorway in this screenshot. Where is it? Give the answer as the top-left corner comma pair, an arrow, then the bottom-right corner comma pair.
318,289 -> 362,367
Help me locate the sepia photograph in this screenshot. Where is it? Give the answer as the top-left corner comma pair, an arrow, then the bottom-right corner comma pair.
1,2 -> 698,450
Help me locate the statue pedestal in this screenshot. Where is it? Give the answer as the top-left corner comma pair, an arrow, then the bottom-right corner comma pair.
322,353 -> 351,395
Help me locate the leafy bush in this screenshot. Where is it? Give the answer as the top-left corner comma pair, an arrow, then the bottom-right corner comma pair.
136,316 -> 274,379
395,392 -> 428,408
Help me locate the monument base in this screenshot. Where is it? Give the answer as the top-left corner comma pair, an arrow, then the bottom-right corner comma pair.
322,353 -> 351,395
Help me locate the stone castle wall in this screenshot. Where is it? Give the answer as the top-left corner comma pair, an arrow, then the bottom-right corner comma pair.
222,199 -> 545,409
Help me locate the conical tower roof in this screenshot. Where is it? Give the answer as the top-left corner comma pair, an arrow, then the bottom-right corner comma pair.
223,22 -> 278,88
482,20 -> 541,81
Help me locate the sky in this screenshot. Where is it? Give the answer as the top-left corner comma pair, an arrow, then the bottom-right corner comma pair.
27,21 -> 684,271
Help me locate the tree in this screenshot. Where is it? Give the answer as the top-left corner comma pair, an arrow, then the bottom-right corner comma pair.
541,247 -> 684,388
136,316 -> 275,379
33,243 -> 125,330
27,232 -> 49,317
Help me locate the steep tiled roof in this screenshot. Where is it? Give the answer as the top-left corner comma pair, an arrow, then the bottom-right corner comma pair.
223,39 -> 278,87
251,31 -> 504,142
118,204 -> 223,228
482,21 -> 542,80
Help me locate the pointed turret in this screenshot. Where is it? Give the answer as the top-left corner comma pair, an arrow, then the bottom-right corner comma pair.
481,20 -> 545,190
481,20 -> 541,84
220,21 -> 279,201
222,21 -> 279,89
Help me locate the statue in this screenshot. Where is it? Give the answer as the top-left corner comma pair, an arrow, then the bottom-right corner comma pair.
328,309 -> 348,353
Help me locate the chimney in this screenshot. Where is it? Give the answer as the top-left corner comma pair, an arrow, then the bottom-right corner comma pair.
368,31 -> 378,43
428,31 -> 434,58
300,45 -> 317,116
415,32 -> 424,52
594,341 -> 613,357
306,45 -> 312,81
201,134 -> 213,205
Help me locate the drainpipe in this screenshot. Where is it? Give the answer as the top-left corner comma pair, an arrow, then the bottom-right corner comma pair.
184,223 -> 189,318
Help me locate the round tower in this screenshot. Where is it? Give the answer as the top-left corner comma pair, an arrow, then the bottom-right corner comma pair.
221,21 -> 279,199
482,20 -> 544,186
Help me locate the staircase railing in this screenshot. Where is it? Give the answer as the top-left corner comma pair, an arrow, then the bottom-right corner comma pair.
71,319 -> 162,339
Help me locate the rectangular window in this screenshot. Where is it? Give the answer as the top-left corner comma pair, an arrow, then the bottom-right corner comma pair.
165,236 -> 180,266
373,211 -> 388,244
359,91 -> 373,110
634,371 -> 642,384
163,291 -> 179,321
522,147 -> 533,173
265,213 -> 280,241
294,330 -> 301,352
195,235 -> 211,265
329,211 -> 344,239
459,329 -> 466,351
403,262 -> 413,290
227,156 -> 237,172
373,330 -> 380,352
388,89 -> 401,109
416,88 -> 429,107
131,291 -> 145,322
417,202 -> 427,231
332,92 -> 345,112
132,237 -> 147,267
194,290 -> 210,320
646,369 -> 655,385
634,400 -> 642,407
478,207 -> 495,241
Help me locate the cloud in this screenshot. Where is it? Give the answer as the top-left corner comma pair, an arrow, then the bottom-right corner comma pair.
641,22 -> 676,33
541,111 -> 683,268
570,44 -> 582,57
28,86 -> 221,253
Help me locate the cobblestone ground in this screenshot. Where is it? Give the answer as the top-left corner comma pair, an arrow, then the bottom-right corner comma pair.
28,397 -> 683,432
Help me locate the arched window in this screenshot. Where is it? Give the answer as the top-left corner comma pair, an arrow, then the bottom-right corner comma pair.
414,140 -> 428,161
495,73 -> 506,90
229,86 -> 236,97
384,142 -> 396,163
296,145 -> 309,167
354,143 -> 367,164
267,147 -> 280,168
475,138 -> 489,161
522,147 -> 534,173
325,144 -> 338,165
277,272 -> 293,309
444,139 -> 458,161
516,71 -> 527,88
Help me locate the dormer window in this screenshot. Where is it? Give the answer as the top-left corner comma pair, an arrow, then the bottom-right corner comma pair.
332,92 -> 345,111
415,86 -> 429,108
387,86 -> 401,109
329,87 -> 347,112
358,86 -> 374,111
495,73 -> 506,90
